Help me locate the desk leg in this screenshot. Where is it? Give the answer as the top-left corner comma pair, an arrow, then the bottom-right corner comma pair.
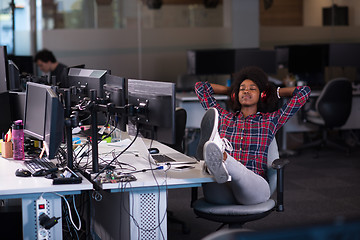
22,194 -> 62,240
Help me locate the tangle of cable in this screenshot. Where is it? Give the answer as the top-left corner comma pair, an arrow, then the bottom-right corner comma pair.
93,126 -> 140,180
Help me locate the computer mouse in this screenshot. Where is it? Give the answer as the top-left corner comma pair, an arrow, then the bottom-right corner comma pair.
15,169 -> 32,177
32,169 -> 48,177
45,172 -> 58,179
148,147 -> 159,154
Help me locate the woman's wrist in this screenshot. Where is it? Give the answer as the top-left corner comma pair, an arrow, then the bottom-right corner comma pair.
211,83 -> 231,95
276,87 -> 281,99
278,87 -> 297,98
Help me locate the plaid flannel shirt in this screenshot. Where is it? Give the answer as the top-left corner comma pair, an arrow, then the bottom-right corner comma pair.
195,82 -> 311,178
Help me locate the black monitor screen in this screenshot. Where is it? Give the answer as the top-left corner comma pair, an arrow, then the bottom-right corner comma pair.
0,46 -> 9,93
329,43 -> 360,68
8,60 -> 21,91
104,74 -> 127,131
68,68 -> 108,103
288,44 -> 329,88
44,88 -> 64,159
127,79 -> 175,145
7,55 -> 34,75
288,44 -> 329,74
187,49 -> 235,75
235,49 -> 277,74
104,74 -> 126,106
9,91 -> 26,122
24,82 -> 49,140
275,46 -> 290,68
24,82 -> 64,159
0,92 -> 12,136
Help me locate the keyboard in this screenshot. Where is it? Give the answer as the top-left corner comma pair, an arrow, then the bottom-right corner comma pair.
151,154 -> 176,163
24,157 -> 58,174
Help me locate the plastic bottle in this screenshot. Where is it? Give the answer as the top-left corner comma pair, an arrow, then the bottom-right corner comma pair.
12,120 -> 25,160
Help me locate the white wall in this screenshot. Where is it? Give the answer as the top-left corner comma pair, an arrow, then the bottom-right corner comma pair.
42,0 -> 360,82
42,0 -> 262,82
43,27 -> 232,81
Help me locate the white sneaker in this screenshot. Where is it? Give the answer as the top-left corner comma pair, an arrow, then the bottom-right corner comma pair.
203,141 -> 229,184
196,108 -> 233,160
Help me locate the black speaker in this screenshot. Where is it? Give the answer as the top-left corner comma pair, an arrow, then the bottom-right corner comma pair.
204,0 -> 219,8
323,5 -> 349,26
144,0 -> 162,9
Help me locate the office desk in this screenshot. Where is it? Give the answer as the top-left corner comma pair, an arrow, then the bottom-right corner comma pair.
0,157 -> 93,239
280,91 -> 360,151
88,138 -> 213,240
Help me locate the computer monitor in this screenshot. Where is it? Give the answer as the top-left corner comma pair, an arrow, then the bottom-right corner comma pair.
287,44 -> 329,89
67,68 -> 108,103
24,82 -> 64,159
103,74 -> 127,131
329,43 -> 360,68
7,60 -> 21,91
275,45 -> 289,68
235,49 -> 277,74
9,91 -> 26,122
288,44 -> 329,74
127,79 -> 175,145
44,88 -> 65,159
0,46 -> 9,93
67,64 -> 85,71
7,55 -> 34,75
187,49 -> 236,75
0,92 -> 12,136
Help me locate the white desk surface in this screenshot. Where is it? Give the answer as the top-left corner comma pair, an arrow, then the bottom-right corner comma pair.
0,157 -> 93,198
86,138 -> 214,191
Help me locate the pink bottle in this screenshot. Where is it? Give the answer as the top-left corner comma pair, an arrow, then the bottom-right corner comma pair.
12,120 -> 25,160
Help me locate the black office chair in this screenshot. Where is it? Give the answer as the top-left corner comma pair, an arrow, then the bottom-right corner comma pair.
164,108 -> 191,233
298,78 -> 353,155
166,107 -> 187,153
192,139 -> 289,230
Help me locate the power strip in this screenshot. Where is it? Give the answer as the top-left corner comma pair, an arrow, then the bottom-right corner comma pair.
36,196 -> 49,240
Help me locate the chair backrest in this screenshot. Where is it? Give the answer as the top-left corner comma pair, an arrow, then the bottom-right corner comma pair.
316,78 -> 352,128
166,107 -> 187,153
267,138 -> 279,195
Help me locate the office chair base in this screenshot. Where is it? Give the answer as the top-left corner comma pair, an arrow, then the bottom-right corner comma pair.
298,139 -> 350,156
298,130 -> 351,156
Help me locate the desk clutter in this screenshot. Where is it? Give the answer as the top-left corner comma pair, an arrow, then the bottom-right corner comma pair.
0,52 -> 205,239
95,170 -> 137,184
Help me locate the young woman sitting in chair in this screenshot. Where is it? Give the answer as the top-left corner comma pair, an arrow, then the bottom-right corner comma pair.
195,66 -> 311,205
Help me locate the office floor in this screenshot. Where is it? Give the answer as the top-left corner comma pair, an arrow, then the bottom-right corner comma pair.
167,140 -> 360,240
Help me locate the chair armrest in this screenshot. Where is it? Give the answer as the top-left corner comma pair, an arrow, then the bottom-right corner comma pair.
271,158 -> 290,169
271,158 -> 290,212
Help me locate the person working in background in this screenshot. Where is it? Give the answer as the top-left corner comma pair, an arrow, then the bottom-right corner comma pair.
195,66 -> 311,205
34,49 -> 68,87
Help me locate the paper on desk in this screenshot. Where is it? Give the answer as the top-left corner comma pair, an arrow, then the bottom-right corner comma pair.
128,135 -> 156,164
105,138 -> 132,147
98,138 -> 140,158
